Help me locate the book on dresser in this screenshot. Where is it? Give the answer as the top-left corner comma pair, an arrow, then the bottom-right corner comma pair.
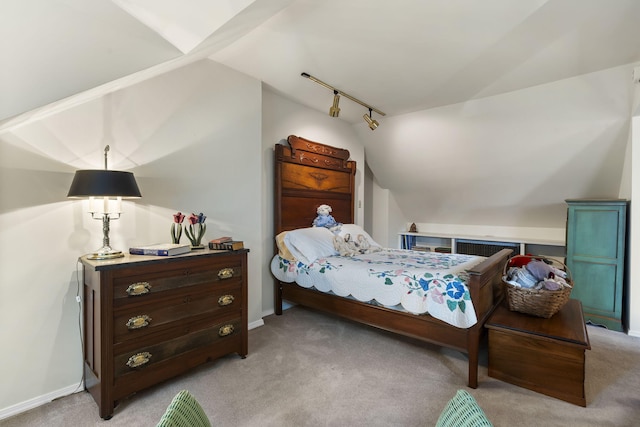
209,239 -> 244,250
208,236 -> 232,250
129,243 -> 191,256
209,236 -> 232,244
223,240 -> 244,250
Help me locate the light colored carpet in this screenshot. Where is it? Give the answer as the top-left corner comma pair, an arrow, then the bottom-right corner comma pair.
2,305 -> 640,427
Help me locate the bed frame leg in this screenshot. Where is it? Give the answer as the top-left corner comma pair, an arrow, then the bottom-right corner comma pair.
275,280 -> 283,315
467,349 -> 478,389
467,329 -> 480,388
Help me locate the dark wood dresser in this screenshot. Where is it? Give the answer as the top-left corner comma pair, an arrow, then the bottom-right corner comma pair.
80,248 -> 249,419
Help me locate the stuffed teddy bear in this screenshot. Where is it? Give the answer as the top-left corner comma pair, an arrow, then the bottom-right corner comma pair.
312,204 -> 341,231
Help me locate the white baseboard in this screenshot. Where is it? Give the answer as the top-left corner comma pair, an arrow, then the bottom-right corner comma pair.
260,301 -> 294,321
0,383 -> 83,421
628,328 -> 640,338
248,318 -> 265,330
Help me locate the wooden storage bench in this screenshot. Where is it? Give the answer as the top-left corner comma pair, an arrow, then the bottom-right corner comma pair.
485,299 -> 590,406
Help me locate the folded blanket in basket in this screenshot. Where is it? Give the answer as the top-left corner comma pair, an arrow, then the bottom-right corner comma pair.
506,267 -> 538,289
506,264 -> 570,291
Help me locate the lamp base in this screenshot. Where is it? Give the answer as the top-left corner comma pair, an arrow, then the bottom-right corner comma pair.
86,245 -> 125,260
87,251 -> 124,260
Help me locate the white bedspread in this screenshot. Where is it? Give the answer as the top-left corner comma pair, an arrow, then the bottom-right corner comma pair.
271,249 -> 486,328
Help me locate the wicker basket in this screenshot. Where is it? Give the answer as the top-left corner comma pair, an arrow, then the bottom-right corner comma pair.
502,255 -> 573,318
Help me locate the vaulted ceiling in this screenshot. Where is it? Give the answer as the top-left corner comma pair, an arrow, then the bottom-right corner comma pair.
3,0 -> 639,127
2,0 -> 640,228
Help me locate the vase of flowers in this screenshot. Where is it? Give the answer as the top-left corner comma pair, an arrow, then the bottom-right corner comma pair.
185,212 -> 207,249
171,212 -> 185,243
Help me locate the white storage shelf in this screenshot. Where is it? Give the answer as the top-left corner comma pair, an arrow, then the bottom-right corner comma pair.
399,232 -> 565,258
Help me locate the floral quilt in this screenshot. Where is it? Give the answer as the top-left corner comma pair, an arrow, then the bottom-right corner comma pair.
271,249 -> 486,328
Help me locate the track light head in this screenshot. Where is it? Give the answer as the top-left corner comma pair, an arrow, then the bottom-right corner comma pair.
363,109 -> 379,130
329,91 -> 340,117
301,72 -> 385,125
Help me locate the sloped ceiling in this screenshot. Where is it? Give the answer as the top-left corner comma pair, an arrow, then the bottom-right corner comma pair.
2,0 -> 640,228
211,0 -> 640,122
0,0 -> 295,128
4,0 -> 639,126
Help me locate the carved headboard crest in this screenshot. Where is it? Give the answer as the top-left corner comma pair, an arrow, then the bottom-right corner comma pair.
287,135 -> 350,169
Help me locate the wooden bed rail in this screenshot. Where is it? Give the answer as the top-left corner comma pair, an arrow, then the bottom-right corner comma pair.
467,248 -> 512,319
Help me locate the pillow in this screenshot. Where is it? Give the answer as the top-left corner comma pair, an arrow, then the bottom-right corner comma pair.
156,390 -> 211,427
435,389 -> 493,427
275,231 -> 297,262
283,227 -> 338,265
338,224 -> 382,249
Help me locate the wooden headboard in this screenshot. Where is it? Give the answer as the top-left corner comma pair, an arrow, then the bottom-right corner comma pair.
274,135 -> 356,235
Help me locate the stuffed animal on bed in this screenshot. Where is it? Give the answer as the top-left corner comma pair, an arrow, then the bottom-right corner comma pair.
312,204 -> 342,231
333,234 -> 359,257
333,233 -> 382,257
333,233 -> 363,256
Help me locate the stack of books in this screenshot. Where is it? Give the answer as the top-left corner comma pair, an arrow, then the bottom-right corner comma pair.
434,246 -> 452,253
209,236 -> 244,251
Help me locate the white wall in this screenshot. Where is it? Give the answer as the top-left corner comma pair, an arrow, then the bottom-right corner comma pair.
629,66 -> 640,335
359,64 -> 636,231
630,114 -> 639,336
0,59 -> 263,417
260,88 -> 365,316
369,180 -> 407,249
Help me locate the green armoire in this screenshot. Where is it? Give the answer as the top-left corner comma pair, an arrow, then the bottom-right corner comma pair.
565,199 -> 628,332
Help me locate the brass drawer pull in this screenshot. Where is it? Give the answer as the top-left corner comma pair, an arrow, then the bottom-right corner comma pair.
126,315 -> 152,330
126,352 -> 152,368
218,268 -> 234,280
218,324 -> 234,337
218,295 -> 235,306
126,282 -> 151,296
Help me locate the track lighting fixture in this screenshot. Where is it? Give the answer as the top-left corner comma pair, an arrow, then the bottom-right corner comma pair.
363,108 -> 379,130
329,91 -> 340,117
301,72 -> 385,129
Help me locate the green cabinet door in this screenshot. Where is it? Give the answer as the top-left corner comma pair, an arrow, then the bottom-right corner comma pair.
565,199 -> 627,331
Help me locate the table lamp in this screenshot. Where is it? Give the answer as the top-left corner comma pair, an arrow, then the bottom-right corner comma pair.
67,145 -> 142,259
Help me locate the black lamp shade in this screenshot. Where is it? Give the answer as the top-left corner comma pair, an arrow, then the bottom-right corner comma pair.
67,170 -> 142,198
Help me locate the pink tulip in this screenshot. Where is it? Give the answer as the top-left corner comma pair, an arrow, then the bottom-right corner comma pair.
173,212 -> 185,223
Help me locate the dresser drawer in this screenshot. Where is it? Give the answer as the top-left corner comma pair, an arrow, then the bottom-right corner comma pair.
113,317 -> 242,378
112,283 -> 242,344
112,257 -> 243,303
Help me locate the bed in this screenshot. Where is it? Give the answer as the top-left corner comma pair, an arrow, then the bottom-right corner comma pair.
272,135 -> 511,388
